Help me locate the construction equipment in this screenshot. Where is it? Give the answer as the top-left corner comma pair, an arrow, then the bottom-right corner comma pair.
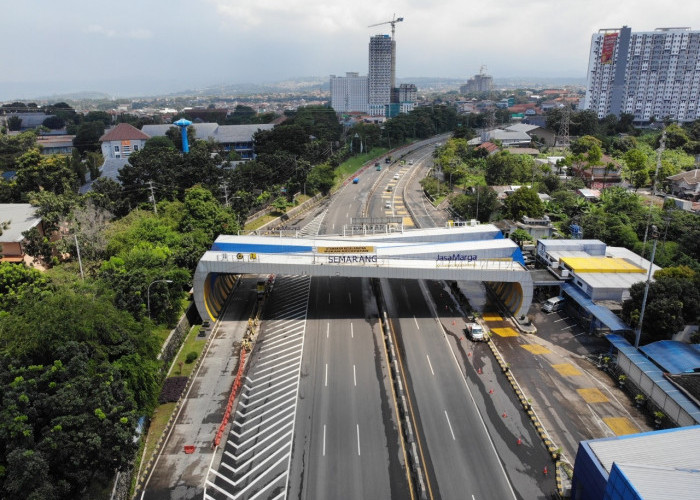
368,14 -> 404,38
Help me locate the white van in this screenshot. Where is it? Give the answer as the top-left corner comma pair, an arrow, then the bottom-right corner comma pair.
542,296 -> 565,313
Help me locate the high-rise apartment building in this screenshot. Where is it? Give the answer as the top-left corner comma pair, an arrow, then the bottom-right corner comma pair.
584,26 -> 700,123
330,72 -> 369,113
459,73 -> 493,94
368,34 -> 395,116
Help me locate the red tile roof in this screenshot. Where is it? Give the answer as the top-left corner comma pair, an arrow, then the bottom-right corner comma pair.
477,142 -> 499,154
99,123 -> 150,142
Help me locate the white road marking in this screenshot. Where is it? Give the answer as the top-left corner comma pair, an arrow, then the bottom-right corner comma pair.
413,315 -> 420,329
444,410 -> 456,440
350,323 -> 354,338
353,364 -> 357,386
328,293 -> 331,304
560,325 -> 574,331
326,322 -> 329,338
356,424 -> 361,456
348,292 -> 352,304
325,364 -> 328,387
426,354 -> 435,375
554,317 -> 570,323
323,425 -> 326,456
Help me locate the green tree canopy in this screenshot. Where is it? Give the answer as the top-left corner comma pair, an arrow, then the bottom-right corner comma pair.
502,186 -> 544,220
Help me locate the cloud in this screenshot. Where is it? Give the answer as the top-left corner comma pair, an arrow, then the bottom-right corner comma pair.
87,24 -> 152,40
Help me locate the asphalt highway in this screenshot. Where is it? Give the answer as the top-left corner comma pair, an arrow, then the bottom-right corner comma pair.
383,278 -> 517,500
287,276 -> 407,499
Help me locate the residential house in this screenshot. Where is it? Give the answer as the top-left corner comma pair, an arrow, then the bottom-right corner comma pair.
37,135 -> 75,155
100,123 -> 150,160
468,129 -> 532,147
505,123 -> 556,147
0,204 -> 43,263
504,215 -> 556,241
571,155 -> 622,188
577,188 -> 601,202
667,169 -> 700,200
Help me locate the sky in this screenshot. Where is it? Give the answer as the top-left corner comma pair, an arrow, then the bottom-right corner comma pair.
2,0 -> 699,100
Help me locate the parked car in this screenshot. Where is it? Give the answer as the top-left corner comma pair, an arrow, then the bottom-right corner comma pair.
542,296 -> 565,313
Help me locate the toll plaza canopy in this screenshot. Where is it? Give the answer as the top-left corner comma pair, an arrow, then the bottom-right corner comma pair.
193,224 -> 532,322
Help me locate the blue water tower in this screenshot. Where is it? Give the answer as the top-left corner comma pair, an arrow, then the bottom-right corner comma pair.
173,118 -> 193,153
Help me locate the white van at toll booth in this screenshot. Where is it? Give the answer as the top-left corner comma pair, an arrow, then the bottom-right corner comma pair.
542,296 -> 565,313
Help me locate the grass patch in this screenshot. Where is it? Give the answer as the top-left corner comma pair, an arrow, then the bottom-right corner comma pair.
152,325 -> 172,345
334,148 -> 389,183
169,325 -> 206,378
140,402 -> 176,477
244,213 -> 277,231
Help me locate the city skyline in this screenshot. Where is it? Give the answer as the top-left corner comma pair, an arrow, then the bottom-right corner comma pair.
2,0 -> 700,100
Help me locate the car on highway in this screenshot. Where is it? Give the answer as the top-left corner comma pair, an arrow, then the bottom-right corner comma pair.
385,201 -> 392,209
393,173 -> 400,180
386,185 -> 393,192
352,177 -> 359,184
465,322 -> 487,341
408,160 -> 414,165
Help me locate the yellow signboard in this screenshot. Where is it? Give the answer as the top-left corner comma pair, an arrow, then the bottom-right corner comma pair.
316,246 -> 374,254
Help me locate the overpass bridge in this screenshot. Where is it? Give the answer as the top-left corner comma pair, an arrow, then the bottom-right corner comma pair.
193,224 -> 533,322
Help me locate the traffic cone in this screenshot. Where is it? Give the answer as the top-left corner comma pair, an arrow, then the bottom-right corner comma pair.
502,412 -> 508,418
452,320 -> 456,326
489,389 -> 494,394
478,367 -> 482,374
468,351 -> 472,356
517,437 -> 522,445
543,466 -> 548,475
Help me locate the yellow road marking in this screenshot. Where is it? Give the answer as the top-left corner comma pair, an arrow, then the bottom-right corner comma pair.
603,417 -> 640,436
577,388 -> 609,403
491,327 -> 519,337
520,344 -> 551,355
552,363 -> 583,376
483,314 -> 503,322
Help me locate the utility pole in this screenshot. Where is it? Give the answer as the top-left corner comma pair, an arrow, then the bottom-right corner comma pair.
634,225 -> 659,348
221,182 -> 230,207
148,180 -> 158,215
73,233 -> 84,281
475,185 -> 480,221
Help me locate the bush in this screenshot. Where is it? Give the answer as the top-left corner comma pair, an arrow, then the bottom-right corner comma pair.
185,351 -> 198,364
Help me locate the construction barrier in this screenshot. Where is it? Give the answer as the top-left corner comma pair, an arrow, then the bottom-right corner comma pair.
213,348 -> 247,447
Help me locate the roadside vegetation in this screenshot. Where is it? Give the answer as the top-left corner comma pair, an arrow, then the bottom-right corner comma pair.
0,101 -> 461,498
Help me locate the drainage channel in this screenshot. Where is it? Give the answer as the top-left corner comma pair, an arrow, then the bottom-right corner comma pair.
205,275 -> 311,500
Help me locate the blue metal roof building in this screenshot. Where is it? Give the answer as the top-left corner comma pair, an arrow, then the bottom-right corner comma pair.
639,341 -> 700,374
571,426 -> 700,500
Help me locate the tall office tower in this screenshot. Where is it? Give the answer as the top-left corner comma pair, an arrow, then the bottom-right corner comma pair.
330,72 -> 369,113
368,34 -> 395,116
459,73 -> 493,94
584,26 -> 700,123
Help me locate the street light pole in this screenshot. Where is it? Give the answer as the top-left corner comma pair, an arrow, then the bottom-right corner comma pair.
147,279 -> 173,320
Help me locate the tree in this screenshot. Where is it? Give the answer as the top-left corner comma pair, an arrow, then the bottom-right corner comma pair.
306,164 -> 336,195
0,262 -> 51,312
7,116 -> 22,131
484,151 -> 534,185
73,121 -> 105,155
449,187 -> 499,222
503,187 -> 544,220
15,150 -> 78,196
42,115 -> 65,130
622,267 -> 700,343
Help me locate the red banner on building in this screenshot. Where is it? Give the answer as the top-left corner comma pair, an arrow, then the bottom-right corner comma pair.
601,33 -> 618,64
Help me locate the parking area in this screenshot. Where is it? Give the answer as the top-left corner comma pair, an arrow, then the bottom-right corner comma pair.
484,297 -> 653,465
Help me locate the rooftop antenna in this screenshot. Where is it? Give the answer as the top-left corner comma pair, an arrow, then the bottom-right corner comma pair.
368,14 -> 404,39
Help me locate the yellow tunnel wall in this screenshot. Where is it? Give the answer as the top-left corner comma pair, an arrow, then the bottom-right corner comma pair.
486,281 -> 524,317
203,273 -> 237,322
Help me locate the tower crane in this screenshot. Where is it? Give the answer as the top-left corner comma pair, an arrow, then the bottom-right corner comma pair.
368,14 -> 404,39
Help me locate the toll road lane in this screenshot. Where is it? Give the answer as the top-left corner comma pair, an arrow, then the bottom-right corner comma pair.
384,278 -> 516,500
288,277 -> 405,500
426,280 -> 557,499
